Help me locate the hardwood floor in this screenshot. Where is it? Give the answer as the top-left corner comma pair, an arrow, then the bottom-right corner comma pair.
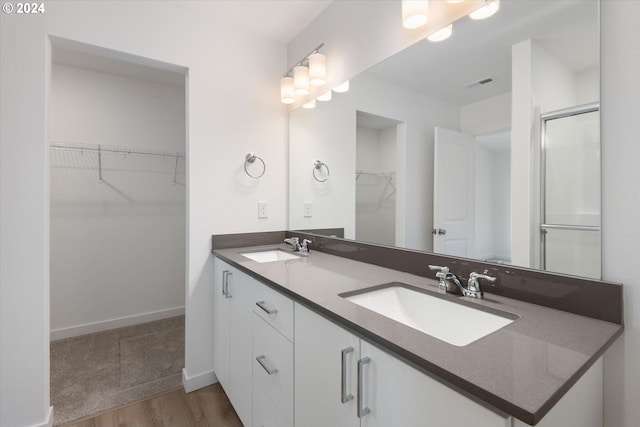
57,384 -> 243,427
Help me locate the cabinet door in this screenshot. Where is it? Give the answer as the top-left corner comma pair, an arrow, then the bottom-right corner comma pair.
360,340 -> 510,427
227,266 -> 257,427
294,303 -> 360,427
213,258 -> 231,391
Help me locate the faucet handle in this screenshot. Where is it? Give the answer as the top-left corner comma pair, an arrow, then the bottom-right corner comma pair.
466,272 -> 496,297
428,265 -> 449,279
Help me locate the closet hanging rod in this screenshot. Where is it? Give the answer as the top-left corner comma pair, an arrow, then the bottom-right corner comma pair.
50,142 -> 185,159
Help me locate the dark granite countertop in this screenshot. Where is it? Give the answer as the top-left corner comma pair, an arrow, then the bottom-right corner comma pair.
214,244 -> 623,425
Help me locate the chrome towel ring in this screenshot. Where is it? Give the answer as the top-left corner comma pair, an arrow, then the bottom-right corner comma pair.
244,153 -> 266,178
313,160 -> 330,182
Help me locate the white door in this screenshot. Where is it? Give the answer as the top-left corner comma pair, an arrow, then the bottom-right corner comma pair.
433,127 -> 475,257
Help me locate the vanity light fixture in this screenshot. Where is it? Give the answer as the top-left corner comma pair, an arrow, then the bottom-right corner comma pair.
317,90 -> 332,101
333,80 -> 350,93
309,52 -> 326,86
293,65 -> 310,96
402,0 -> 429,29
302,99 -> 317,109
446,0 -> 463,3
469,0 -> 500,20
280,43 -> 325,104
280,76 -> 295,104
427,24 -> 453,42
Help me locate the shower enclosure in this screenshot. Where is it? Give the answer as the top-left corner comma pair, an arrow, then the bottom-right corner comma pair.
540,103 -> 600,279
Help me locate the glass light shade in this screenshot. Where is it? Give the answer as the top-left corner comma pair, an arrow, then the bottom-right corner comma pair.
427,24 -> 453,42
469,0 -> 499,20
317,90 -> 332,102
309,52 -> 326,86
333,80 -> 350,93
294,65 -> 309,96
446,0 -> 463,3
402,0 -> 429,29
302,99 -> 317,109
280,76 -> 295,104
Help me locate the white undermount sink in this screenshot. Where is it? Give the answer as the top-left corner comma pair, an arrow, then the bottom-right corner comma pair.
240,250 -> 300,263
343,284 -> 516,346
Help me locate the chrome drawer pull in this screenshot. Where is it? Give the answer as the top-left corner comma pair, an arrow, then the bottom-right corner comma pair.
222,271 -> 232,298
357,357 -> 371,418
256,300 -> 278,315
256,355 -> 279,375
341,346 -> 354,403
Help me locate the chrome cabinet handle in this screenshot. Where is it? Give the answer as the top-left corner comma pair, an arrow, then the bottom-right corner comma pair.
256,300 -> 278,315
341,347 -> 354,403
256,355 -> 278,375
357,357 -> 371,418
222,270 -> 232,298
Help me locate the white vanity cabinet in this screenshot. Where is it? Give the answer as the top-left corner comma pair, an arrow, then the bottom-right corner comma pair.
213,258 -> 258,427
216,256 -> 605,427
294,303 -> 511,427
214,257 -> 295,427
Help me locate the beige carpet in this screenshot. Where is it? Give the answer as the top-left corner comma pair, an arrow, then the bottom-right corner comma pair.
50,316 -> 184,426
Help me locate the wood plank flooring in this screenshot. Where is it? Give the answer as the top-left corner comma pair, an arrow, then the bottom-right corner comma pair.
57,384 -> 243,427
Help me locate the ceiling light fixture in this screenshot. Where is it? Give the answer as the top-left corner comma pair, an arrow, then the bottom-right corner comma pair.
333,80 -> 350,93
402,0 -> 429,29
469,0 -> 500,20
427,24 -> 453,42
280,43 -> 326,104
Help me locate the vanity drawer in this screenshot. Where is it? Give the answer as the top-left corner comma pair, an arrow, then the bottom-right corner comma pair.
252,283 -> 294,341
253,314 -> 294,424
253,385 -> 292,427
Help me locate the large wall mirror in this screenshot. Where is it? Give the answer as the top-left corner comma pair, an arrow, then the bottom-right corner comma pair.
289,0 -> 600,279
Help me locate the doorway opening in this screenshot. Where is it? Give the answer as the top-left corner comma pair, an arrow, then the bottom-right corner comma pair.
48,37 -> 188,424
355,111 -> 402,247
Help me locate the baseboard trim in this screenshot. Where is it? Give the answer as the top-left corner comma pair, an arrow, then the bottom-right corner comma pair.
182,368 -> 218,393
27,406 -> 53,427
50,306 -> 185,341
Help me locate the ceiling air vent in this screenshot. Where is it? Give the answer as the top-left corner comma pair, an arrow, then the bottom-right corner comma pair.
465,77 -> 494,89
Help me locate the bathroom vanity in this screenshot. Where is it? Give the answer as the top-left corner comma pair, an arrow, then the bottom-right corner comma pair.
211,233 -> 622,427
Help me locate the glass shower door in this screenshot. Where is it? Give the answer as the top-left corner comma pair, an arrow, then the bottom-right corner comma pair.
541,104 -> 600,279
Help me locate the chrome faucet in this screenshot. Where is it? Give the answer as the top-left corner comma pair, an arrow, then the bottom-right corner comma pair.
428,266 -> 496,299
284,237 -> 312,255
284,237 -> 300,251
428,265 -> 465,295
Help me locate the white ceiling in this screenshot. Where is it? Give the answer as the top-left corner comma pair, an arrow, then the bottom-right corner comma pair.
364,0 -> 599,107
172,0 -> 333,45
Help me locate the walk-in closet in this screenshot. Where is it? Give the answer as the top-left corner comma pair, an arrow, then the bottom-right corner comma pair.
48,39 -> 187,425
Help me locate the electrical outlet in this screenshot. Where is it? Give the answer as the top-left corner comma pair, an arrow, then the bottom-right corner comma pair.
258,201 -> 268,218
304,201 -> 312,217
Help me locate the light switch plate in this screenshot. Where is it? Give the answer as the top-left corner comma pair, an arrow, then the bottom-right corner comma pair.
258,201 -> 268,218
304,201 -> 312,217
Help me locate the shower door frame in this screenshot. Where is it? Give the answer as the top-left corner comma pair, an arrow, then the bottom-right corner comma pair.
539,102 -> 601,276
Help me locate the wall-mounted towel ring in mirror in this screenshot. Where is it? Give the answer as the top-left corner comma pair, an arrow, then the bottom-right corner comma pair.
313,160 -> 330,182
244,153 -> 266,178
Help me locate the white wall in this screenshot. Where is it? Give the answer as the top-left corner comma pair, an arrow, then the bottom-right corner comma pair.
49,63 -> 186,338
289,73 -> 459,251
601,2 -> 640,427
460,92 -> 511,136
1,2 -> 288,425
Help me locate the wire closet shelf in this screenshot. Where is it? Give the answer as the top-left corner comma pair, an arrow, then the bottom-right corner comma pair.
50,141 -> 185,185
